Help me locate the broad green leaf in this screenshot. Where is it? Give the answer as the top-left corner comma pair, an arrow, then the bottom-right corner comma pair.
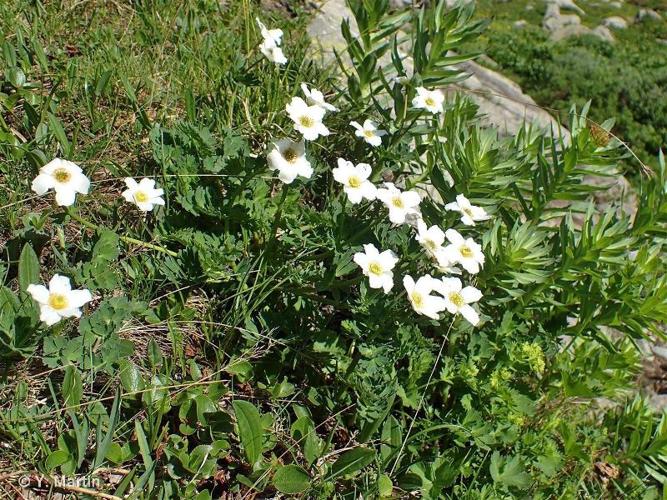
62,365 -> 83,407
326,447 -> 375,480
273,465 -> 310,494
232,400 -> 264,466
18,243 -> 40,292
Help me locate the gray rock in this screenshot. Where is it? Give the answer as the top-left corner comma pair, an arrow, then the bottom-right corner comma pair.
544,12 -> 582,32
526,4 -> 535,10
308,0 -> 565,138
514,19 -> 529,28
658,39 -> 667,46
592,25 -> 615,42
637,8 -> 662,21
550,24 -> 591,41
603,16 -> 628,29
548,0 -> 585,14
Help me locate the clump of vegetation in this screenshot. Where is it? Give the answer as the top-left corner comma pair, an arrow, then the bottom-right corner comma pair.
461,0 -> 667,172
1,1 -> 666,498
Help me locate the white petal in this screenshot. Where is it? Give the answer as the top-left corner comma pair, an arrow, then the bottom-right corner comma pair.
124,177 -> 139,190
49,275 -> 72,294
460,305 -> 480,326
388,207 -> 406,224
40,306 -> 62,326
54,187 -> 77,206
359,182 -> 377,201
378,250 -> 398,269
70,172 -> 91,194
345,187 -> 364,204
461,286 -> 482,303
401,190 -> 421,208
357,163 -> 372,179
121,189 -> 135,203
402,275 -> 415,294
445,229 -> 464,245
367,135 -> 382,147
350,121 -> 363,131
456,194 -> 471,208
27,284 -> 49,304
66,290 -> 92,308
461,215 -> 475,226
59,307 -> 83,319
368,273 -> 385,289
353,252 -> 369,269
31,174 -> 55,195
362,244 -> 379,257
461,259 -> 480,274
444,201 -> 459,212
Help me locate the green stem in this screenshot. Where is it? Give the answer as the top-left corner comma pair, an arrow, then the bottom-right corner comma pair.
268,185 -> 289,245
67,210 -> 178,257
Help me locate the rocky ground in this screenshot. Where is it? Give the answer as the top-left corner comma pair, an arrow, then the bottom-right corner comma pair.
307,0 -> 667,409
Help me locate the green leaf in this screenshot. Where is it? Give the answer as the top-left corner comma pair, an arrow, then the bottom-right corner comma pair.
18,243 -> 40,292
118,360 -> 144,393
232,400 -> 264,466
48,113 -> 71,156
326,447 -> 375,481
272,465 -> 310,494
92,230 -> 120,263
490,451 -> 531,489
45,449 -> 71,471
62,365 -> 83,407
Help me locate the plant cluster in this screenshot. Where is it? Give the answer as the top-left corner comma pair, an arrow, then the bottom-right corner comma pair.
0,0 -> 666,498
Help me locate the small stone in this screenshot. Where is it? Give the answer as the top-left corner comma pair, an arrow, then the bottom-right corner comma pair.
549,0 -> 585,14
549,24 -> 591,41
602,16 -> 629,29
609,1 -> 621,7
592,25 -> 615,42
526,4 -> 534,9
544,12 -> 582,32
514,19 -> 529,28
636,8 -> 662,22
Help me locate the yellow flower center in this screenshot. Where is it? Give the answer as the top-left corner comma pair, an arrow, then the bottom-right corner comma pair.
53,168 -> 71,183
449,292 -> 464,308
348,175 -> 362,188
425,239 -> 437,250
134,191 -> 149,203
425,97 -> 435,107
368,262 -> 383,275
283,148 -> 298,163
299,116 -> 314,128
460,245 -> 473,258
391,196 -> 404,208
48,293 -> 69,310
363,130 -> 374,138
463,208 -> 473,217
411,292 -> 423,308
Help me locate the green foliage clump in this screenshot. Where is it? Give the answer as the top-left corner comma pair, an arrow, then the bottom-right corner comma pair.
0,0 -> 666,498
482,24 -> 667,169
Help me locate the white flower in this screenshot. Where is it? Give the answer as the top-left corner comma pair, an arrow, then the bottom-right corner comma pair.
332,159 -> 377,204
412,87 -> 445,114
434,249 -> 461,275
31,158 -> 90,207
256,18 -> 287,65
353,243 -> 398,293
376,183 -> 421,224
256,18 -> 283,47
27,275 -> 93,326
301,83 -> 337,112
350,119 -> 386,147
432,277 -> 482,326
445,194 -> 490,226
415,219 -> 445,258
442,229 -> 485,274
403,275 -> 447,320
286,97 -> 329,141
122,178 -> 165,212
267,138 -> 313,184
260,43 -> 287,65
